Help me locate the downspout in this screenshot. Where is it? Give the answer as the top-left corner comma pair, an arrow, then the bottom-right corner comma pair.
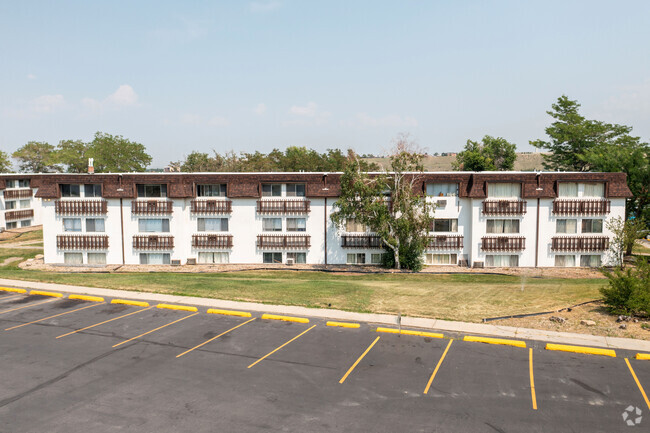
118,174 -> 125,265
324,197 -> 328,265
534,173 -> 542,268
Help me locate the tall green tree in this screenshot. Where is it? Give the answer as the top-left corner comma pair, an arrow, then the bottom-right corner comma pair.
87,132 -> 152,172
0,150 -> 11,172
12,141 -> 60,172
453,135 -> 517,171
180,151 -> 215,172
51,140 -> 90,173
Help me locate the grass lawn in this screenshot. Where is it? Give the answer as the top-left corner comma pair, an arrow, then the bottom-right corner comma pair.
0,229 -> 43,244
632,242 -> 650,255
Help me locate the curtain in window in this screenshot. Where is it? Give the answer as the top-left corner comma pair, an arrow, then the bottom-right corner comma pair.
583,183 -> 604,197
139,253 -> 170,265
138,219 -> 169,232
287,252 -> 306,263
87,253 -> 107,264
488,183 -> 521,198
486,255 -> 519,267
86,219 -> 105,232
20,200 -> 30,208
64,253 -> 83,265
426,254 -> 457,265
198,252 -> 229,264
487,219 -> 519,234
63,218 -> 82,232
554,255 -> 575,267
558,183 -> 578,197
556,219 -> 577,234
345,219 -> 365,232
426,183 -> 458,197
262,218 -> 282,231
581,219 -> 603,233
198,218 -> 228,231
287,218 -> 306,231
580,255 -> 601,267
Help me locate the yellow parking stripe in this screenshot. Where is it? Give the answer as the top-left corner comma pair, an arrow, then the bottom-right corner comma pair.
177,318 -> 256,358
0,287 -> 27,294
56,306 -> 154,339
112,312 -> 199,348
463,335 -> 526,348
5,302 -> 105,331
424,339 -> 453,394
545,343 -> 616,357
0,298 -> 58,315
29,290 -> 63,298
247,325 -> 316,368
625,358 -> 650,410
529,348 -> 537,410
339,336 -> 381,384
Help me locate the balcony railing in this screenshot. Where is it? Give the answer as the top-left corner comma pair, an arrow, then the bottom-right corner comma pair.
482,200 -> 527,215
55,199 -> 108,216
132,235 -> 174,250
256,200 -> 310,214
552,199 -> 611,215
57,235 -> 109,250
551,236 -> 609,252
190,199 -> 232,214
131,200 -> 173,215
192,234 -> 233,249
5,209 -> 33,221
340,235 -> 383,249
257,235 -> 310,249
427,235 -> 464,250
481,236 -> 526,252
3,189 -> 32,200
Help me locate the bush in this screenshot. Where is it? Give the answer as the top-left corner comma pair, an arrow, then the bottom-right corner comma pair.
381,240 -> 425,272
600,257 -> 650,316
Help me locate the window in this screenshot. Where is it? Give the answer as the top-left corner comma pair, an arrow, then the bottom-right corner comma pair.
262,184 -> 282,197
5,222 -> 17,229
485,255 -> 519,267
84,184 -> 102,197
583,183 -> 604,198
138,219 -> 170,232
63,218 -> 82,232
20,220 -> 31,227
5,180 -> 15,189
262,218 -> 282,232
64,253 -> 83,265
286,252 -> 306,264
286,218 -> 306,232
432,219 -> 458,232
555,255 -> 576,267
197,184 -> 227,197
286,184 -> 305,197
558,183 -> 578,197
87,253 -> 107,265
486,219 -> 520,234
558,182 -> 605,198
263,252 -> 282,263
580,255 -> 601,267
198,252 -> 229,264
19,199 -> 30,209
426,183 -> 458,197
346,253 -> 366,265
556,219 -> 577,234
86,218 -> 105,232
5,201 -> 16,210
488,183 -> 521,198
345,219 -> 366,233
60,184 -> 80,197
581,219 -> 603,233
18,180 -> 30,188
197,218 -> 228,232
425,253 -> 457,265
139,253 -> 171,265
137,184 -> 167,198
370,253 -> 383,265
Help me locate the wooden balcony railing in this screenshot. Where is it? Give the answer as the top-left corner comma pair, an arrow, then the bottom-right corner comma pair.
55,199 -> 108,216
551,236 -> 609,252
482,200 -> 527,215
190,199 -> 232,214
553,199 -> 611,215
191,234 -> 233,249
340,235 -> 383,249
256,200 -> 310,214
427,235 -> 464,250
3,189 -> 32,200
4,209 -> 33,221
481,236 -> 526,252
57,235 -> 109,250
257,235 -> 311,249
131,200 -> 173,215
132,235 -> 174,250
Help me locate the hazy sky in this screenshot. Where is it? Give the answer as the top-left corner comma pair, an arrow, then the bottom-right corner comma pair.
1,1 -> 649,167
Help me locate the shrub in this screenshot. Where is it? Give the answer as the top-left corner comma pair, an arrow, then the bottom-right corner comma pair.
381,239 -> 425,272
600,257 -> 650,316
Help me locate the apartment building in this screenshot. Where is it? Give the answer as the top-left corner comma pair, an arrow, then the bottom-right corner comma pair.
0,171 -> 631,267
0,175 -> 42,230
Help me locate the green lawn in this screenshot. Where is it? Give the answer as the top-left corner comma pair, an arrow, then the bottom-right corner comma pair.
0,229 -> 43,244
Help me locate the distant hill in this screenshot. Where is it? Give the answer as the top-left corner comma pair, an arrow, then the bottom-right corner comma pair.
363,152 -> 549,172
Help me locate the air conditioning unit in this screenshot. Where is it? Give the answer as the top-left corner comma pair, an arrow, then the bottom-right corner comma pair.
186,258 -> 197,265
286,258 -> 295,265
437,199 -> 447,207
473,261 -> 484,268
171,259 -> 181,266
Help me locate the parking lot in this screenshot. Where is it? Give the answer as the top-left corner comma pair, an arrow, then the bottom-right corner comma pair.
0,288 -> 648,432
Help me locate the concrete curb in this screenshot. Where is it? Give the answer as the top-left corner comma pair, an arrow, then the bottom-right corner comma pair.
2,277 -> 650,352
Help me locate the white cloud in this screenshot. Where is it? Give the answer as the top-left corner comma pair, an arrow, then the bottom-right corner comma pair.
27,74 -> 37,80
354,112 -> 418,128
602,78 -> 650,114
249,1 -> 282,13
290,101 -> 319,117
106,84 -> 138,106
180,113 -> 202,126
31,94 -> 65,113
254,102 -> 267,115
179,113 -> 230,127
208,115 -> 230,126
285,102 -> 331,126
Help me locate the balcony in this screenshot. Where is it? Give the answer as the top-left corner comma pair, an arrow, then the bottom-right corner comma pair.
553,199 -> 611,216
55,199 -> 108,216
340,235 -> 383,249
57,235 -> 109,250
481,236 -> 526,252
3,189 -> 32,200
190,199 -> 232,214
133,235 -> 174,250
482,200 -> 527,215
427,235 -> 464,250
257,235 -> 310,249
192,234 -> 233,249
5,209 -> 33,221
256,200 -> 310,214
131,200 -> 173,215
551,236 -> 609,252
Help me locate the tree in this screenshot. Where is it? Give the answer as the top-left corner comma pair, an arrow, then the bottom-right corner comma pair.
600,257 -> 650,316
12,141 -> 60,172
87,132 -> 152,172
453,135 -> 517,171
180,151 -> 215,172
0,150 -> 11,172
607,216 -> 649,266
330,134 -> 434,270
51,140 -> 90,173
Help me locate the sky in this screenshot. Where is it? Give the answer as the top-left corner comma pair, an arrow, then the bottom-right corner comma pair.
1,0 -> 649,167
